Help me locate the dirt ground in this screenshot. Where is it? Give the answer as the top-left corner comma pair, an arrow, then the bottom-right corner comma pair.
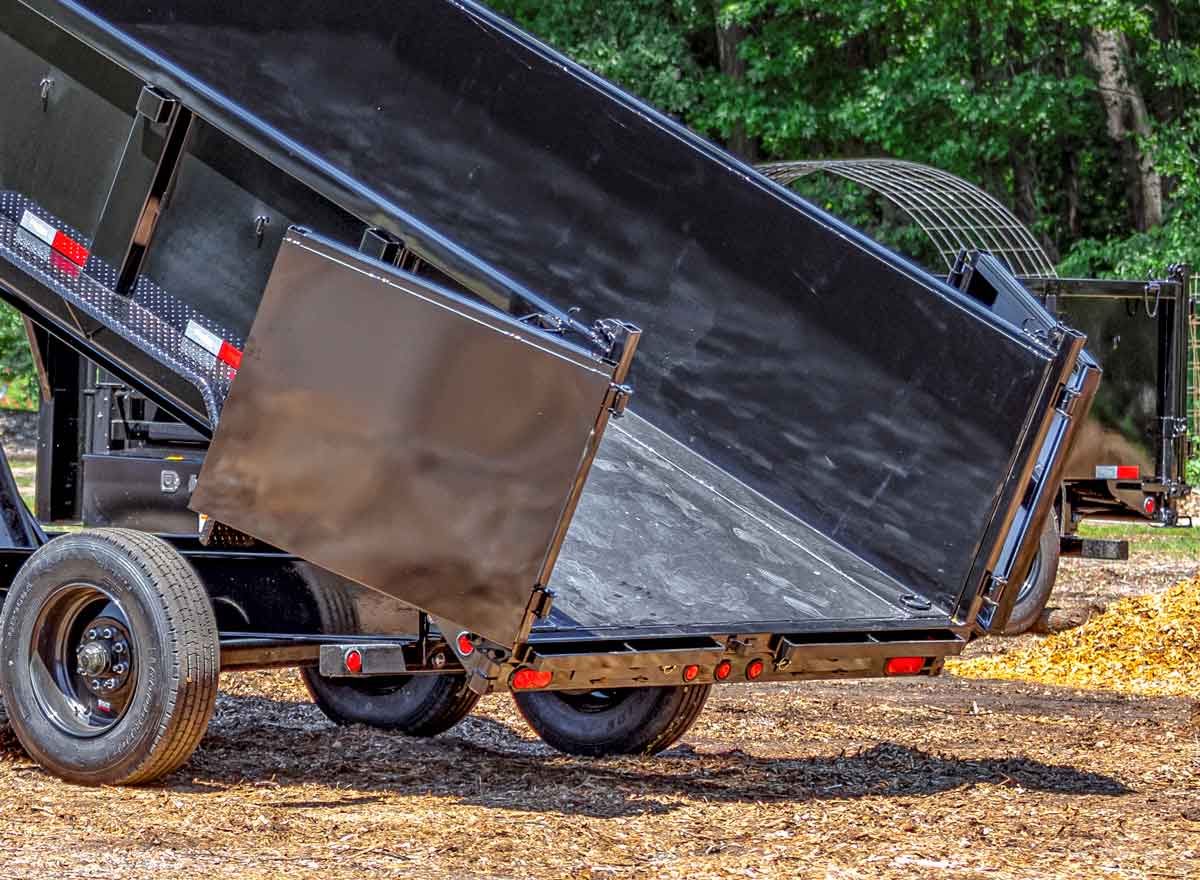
1,668 -> 1195,880
0,545 -> 1196,879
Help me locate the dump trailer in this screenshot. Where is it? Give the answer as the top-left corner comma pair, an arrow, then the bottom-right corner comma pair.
0,0 -> 1097,785
760,159 -> 1194,634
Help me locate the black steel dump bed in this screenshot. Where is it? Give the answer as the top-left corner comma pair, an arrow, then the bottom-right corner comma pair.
0,0 -> 1096,661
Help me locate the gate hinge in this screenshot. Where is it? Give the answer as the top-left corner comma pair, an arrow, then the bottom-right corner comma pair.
528,586 -> 556,620
607,383 -> 633,417
1055,384 -> 1081,418
1161,416 -> 1189,440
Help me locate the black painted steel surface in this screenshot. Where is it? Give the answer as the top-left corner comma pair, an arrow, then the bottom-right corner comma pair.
19,0 -> 1070,621
540,412 -> 944,641
190,230 -> 616,646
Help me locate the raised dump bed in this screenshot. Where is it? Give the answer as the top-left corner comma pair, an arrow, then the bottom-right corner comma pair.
0,0 -> 1095,785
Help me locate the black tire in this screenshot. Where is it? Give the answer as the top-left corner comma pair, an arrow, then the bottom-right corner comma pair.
1003,514 -> 1061,635
301,668 -> 480,735
0,529 -> 218,785
295,564 -> 480,735
513,684 -> 711,757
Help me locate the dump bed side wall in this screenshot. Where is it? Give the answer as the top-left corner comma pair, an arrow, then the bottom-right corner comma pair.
18,0 -> 1061,615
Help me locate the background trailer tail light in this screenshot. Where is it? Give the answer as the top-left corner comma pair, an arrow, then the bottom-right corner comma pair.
885,656 -> 926,675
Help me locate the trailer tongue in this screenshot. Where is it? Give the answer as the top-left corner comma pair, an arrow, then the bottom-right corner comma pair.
0,0 -> 1096,784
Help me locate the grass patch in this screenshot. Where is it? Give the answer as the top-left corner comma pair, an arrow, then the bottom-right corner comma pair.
1076,520 -> 1200,558
9,454 -> 35,509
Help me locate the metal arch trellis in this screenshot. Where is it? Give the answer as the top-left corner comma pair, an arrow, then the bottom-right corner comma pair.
759,159 -> 1059,280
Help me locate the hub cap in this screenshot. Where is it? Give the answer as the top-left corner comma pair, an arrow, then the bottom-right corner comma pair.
30,584 -> 137,737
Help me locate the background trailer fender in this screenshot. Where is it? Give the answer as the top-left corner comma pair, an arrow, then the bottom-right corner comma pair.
0,0 -> 1096,783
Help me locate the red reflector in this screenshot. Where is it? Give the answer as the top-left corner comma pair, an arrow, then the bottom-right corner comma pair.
511,668 -> 552,690
344,649 -> 363,674
745,659 -> 764,680
217,340 -> 243,371
885,656 -> 925,675
1143,496 -> 1157,516
51,229 -> 89,266
1117,465 -> 1140,480
455,632 -> 475,656
714,659 -> 732,681
682,664 -> 699,682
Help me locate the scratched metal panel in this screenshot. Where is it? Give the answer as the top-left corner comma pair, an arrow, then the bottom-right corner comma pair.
190,230 -> 614,646
537,413 -> 936,640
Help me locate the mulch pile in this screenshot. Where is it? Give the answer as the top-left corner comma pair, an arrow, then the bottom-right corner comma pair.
949,577 -> 1200,697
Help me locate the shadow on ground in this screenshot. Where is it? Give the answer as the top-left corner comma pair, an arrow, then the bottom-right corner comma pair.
1,691 -> 1128,819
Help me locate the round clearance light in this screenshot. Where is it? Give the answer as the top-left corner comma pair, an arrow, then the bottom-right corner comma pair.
714,660 -> 732,681
745,659 -> 765,680
344,649 -> 363,674
456,632 -> 475,656
1143,496 -> 1157,516
682,664 -> 700,682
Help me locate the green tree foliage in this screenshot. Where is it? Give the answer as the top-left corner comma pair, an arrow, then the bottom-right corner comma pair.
0,305 -> 34,410
489,0 -> 1200,275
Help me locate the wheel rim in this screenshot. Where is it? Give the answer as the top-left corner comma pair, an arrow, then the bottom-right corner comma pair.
552,688 -> 635,713
1014,549 -> 1043,605
29,583 -> 138,738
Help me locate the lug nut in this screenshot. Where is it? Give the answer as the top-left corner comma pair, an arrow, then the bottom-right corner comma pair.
101,628 -> 113,639
112,663 -> 127,675
105,679 -> 117,690
91,679 -> 102,690
87,629 -> 98,640
113,642 -> 126,655
76,666 -> 86,675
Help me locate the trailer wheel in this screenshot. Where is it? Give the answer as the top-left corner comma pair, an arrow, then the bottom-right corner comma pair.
301,670 -> 480,736
513,684 -> 711,757
1003,514 -> 1061,635
0,529 -> 218,785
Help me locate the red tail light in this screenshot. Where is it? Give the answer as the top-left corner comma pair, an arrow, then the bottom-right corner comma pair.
456,632 -> 475,656
885,656 -> 925,675
714,659 -> 732,681
745,659 -> 764,680
682,664 -> 700,682
510,668 -> 553,690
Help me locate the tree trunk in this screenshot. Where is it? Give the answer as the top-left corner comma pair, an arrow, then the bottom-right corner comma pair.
1010,146 -> 1060,264
1061,146 -> 1082,240
1085,28 -> 1164,231
713,6 -> 758,161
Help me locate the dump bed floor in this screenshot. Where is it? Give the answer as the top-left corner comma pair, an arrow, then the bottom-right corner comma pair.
536,414 -> 954,642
